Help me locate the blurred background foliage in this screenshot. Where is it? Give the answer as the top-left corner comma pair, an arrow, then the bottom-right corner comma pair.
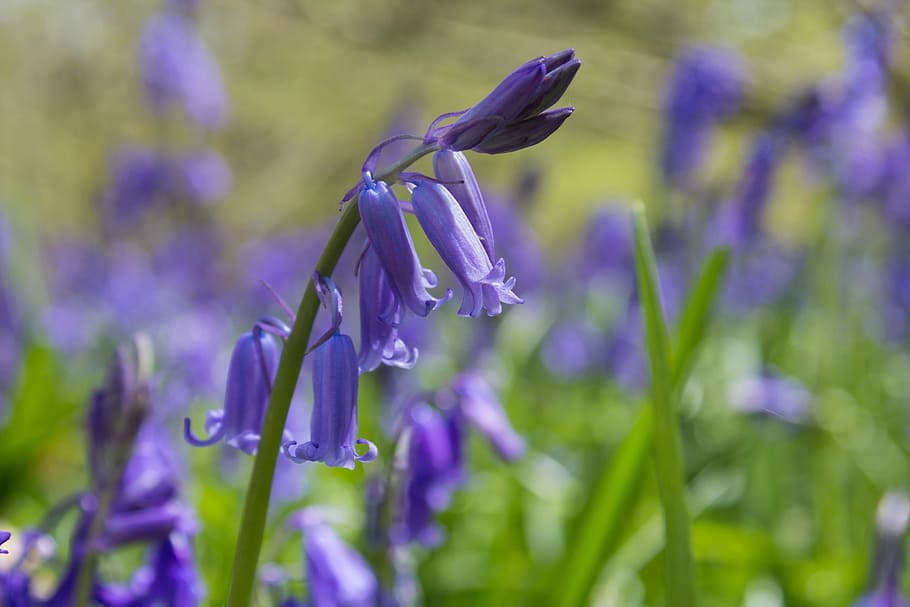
2,0 -> 910,606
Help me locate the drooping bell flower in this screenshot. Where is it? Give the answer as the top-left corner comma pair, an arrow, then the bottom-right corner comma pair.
433,149 -> 496,261
284,274 -> 377,469
402,172 -> 523,317
450,371 -> 525,461
430,50 -> 579,154
394,403 -> 464,546
356,244 -> 417,373
357,174 -> 449,317
660,46 -> 744,187
292,513 -> 377,607
853,491 -> 910,607
139,7 -> 228,129
184,321 -> 283,454
98,147 -> 169,230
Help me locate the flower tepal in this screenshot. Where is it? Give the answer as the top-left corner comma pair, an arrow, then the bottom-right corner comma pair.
403,173 -> 523,318
357,174 -> 449,317
284,274 -> 377,469
0,531 -> 9,555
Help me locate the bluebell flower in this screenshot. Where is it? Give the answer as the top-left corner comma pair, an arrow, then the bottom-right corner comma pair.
99,147 -> 169,229
394,403 -> 464,546
284,275 -> 377,469
450,371 -> 525,461
575,204 -> 636,288
175,149 -> 232,205
357,174 -> 449,317
728,372 -> 811,424
357,244 -> 417,373
402,172 -> 523,317
709,133 -> 784,249
660,46 -> 744,187
184,322 -> 284,454
0,568 -> 30,607
292,512 -> 378,607
139,8 -> 228,129
433,150 -> 496,261
429,50 -> 579,154
853,491 -> 910,607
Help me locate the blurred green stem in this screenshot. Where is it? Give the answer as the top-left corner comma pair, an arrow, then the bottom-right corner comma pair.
632,205 -> 698,607
226,142 -> 438,607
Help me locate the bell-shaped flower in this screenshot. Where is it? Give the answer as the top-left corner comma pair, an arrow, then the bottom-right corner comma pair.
432,50 -> 579,154
139,8 -> 228,129
184,323 -> 283,454
357,174 -> 449,317
357,244 -> 417,373
451,371 -> 525,461
291,514 -> 377,607
394,403 -> 464,546
433,150 -> 496,261
284,275 -> 377,469
402,173 -> 523,317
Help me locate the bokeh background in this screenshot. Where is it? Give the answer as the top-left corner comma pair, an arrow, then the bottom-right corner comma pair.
2,0 -> 910,606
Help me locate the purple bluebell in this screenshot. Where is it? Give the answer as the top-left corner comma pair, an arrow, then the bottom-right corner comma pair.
575,204 -> 636,288
0,568 -> 30,607
139,8 -> 228,130
357,244 -> 417,373
175,149 -> 231,205
728,372 -> 811,424
660,46 -> 744,187
541,319 -> 604,379
394,403 -> 464,546
293,514 -> 378,607
284,275 -> 376,469
709,133 -> 784,249
428,50 -> 579,154
99,147 -> 169,229
450,371 -> 525,461
403,172 -> 523,317
853,491 -> 910,607
433,149 -> 496,261
357,174 -> 449,317
0,531 -> 9,555
184,324 -> 283,454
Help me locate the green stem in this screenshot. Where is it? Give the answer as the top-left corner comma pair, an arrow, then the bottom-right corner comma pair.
632,206 -> 697,607
225,142 -> 438,607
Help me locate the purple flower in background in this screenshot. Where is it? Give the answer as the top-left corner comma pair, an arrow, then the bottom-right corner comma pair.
541,319 -> 604,379
284,275 -> 377,469
709,133 -> 784,249
357,244 -> 417,373
395,403 -> 464,546
139,8 -> 228,129
429,50 -> 579,154
292,513 -> 378,607
450,371 -> 525,461
729,372 -> 811,424
176,150 -> 232,205
403,173 -> 523,317
184,324 -> 283,454
853,491 -> 910,607
660,46 -> 745,187
99,147 -> 169,229
357,175 -> 449,317
575,204 -> 636,288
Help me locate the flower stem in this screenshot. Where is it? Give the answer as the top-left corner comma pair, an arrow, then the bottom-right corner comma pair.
225,142 -> 438,607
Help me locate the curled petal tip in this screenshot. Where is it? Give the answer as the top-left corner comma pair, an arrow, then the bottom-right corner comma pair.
183,415 -> 225,447
355,438 -> 378,462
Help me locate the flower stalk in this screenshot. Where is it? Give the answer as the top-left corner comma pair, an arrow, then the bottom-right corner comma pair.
225,142 -> 439,607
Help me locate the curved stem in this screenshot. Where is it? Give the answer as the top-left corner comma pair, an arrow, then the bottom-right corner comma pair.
225,142 -> 438,607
